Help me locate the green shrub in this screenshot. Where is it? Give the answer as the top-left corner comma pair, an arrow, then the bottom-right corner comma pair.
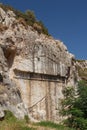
61,80 -> 87,130
4,110 -> 17,122
25,10 -> 36,25
24,115 -> 30,123
37,21 -> 49,35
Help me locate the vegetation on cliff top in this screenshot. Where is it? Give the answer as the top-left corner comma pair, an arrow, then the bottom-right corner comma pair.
0,3 -> 49,35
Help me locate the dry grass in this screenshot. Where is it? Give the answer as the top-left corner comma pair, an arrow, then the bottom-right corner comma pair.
0,123 -> 21,130
33,23 -> 42,33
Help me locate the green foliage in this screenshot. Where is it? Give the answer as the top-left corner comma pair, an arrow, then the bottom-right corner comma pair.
20,126 -> 35,130
61,87 -> 75,116
0,110 -> 75,130
76,80 -> 87,118
37,21 -> 49,35
24,115 -> 30,123
61,80 -> 87,130
4,110 -> 17,122
37,121 -> 75,130
0,3 -> 15,12
25,10 -> 36,26
0,110 -> 35,130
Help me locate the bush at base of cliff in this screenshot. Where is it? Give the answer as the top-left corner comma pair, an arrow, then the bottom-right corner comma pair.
61,80 -> 87,130
65,117 -> 87,130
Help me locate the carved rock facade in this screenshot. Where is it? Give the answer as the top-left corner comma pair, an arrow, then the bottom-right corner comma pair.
0,7 -> 78,122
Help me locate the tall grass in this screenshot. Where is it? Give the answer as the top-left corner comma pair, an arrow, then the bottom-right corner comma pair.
36,121 -> 75,130
0,110 -> 35,130
0,110 -> 75,130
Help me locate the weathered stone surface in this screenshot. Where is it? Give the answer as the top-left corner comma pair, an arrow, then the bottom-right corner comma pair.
0,83 -> 27,119
0,7 -> 82,122
0,109 -> 4,119
75,60 -> 87,81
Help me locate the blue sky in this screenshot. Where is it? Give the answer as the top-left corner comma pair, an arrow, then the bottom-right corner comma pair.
1,0 -> 87,59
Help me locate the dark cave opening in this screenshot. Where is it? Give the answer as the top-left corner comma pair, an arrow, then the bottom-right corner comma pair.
2,45 -> 16,68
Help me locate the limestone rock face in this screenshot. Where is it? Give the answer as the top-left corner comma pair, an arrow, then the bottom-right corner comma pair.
0,7 -> 79,122
75,60 -> 87,81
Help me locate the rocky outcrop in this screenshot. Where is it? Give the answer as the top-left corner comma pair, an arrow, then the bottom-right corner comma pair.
0,83 -> 27,119
75,60 -> 87,81
0,6 -> 80,122
0,45 -> 27,119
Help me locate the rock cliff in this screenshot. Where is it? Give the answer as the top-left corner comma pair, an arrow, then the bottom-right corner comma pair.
0,6 -> 84,122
